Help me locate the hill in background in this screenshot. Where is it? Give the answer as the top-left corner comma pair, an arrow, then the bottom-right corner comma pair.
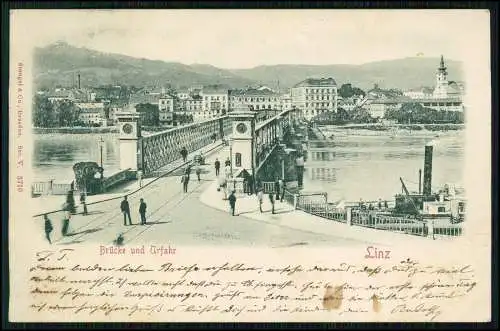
34,42 -> 464,92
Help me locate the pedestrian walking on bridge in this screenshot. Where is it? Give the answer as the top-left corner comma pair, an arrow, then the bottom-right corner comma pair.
180,147 -> 188,163
61,201 -> 71,236
44,214 -> 53,244
196,167 -> 202,182
269,193 -> 276,214
120,196 -> 132,226
139,198 -> 147,225
181,173 -> 190,193
137,169 -> 143,188
257,189 -> 264,213
214,158 -> 221,176
228,190 -> 237,216
80,191 -> 88,215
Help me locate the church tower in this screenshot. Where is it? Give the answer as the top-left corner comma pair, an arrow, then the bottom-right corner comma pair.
433,55 -> 449,99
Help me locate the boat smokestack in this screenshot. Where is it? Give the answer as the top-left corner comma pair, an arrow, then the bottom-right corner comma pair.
423,142 -> 434,196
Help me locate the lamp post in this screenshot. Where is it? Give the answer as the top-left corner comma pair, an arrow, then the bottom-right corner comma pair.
99,136 -> 104,179
229,137 -> 233,176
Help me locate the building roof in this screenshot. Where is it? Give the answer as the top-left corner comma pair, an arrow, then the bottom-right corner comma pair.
293,78 -> 337,88
48,90 -> 73,98
76,103 -> 104,113
75,102 -> 104,109
229,89 -> 246,96
412,97 -> 463,103
202,87 -> 229,94
129,93 -> 161,105
405,86 -> 433,94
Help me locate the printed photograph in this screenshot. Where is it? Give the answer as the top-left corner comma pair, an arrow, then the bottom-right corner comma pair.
27,10 -> 469,249
9,8 -> 493,324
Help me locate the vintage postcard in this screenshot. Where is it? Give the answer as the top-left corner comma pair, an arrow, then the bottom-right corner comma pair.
8,9 -> 491,323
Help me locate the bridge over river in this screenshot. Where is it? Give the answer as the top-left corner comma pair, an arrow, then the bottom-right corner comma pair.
31,106 -> 462,246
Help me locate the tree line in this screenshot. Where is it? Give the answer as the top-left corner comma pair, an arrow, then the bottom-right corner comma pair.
33,95 -> 82,127
385,103 -> 464,124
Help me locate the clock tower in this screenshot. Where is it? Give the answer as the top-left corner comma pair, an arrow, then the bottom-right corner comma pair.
116,112 -> 141,171
229,104 -> 256,173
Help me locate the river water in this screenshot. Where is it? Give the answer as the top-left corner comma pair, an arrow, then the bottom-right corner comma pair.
304,127 -> 465,203
33,129 -> 465,203
33,133 -> 121,181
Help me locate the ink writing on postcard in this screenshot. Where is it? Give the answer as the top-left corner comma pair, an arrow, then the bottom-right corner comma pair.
8,9 -> 491,323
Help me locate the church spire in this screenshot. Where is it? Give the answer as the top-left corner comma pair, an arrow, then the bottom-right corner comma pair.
439,55 -> 446,71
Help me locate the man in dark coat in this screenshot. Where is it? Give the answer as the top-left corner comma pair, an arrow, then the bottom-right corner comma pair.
180,147 -> 188,162
228,190 -> 237,216
214,158 -> 221,176
181,173 -> 190,193
121,196 -> 132,226
44,214 -> 53,244
80,191 -> 88,215
269,193 -> 276,214
139,198 -> 147,225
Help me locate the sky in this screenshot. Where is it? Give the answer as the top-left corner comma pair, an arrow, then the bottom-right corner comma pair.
12,9 -> 490,69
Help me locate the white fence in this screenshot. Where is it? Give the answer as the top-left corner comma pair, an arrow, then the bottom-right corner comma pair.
32,181 -> 73,196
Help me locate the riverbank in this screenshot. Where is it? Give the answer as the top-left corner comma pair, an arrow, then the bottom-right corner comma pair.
33,127 -> 119,134
325,123 -> 464,131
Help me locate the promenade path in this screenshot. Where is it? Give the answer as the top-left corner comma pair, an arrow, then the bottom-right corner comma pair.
32,142 -> 379,248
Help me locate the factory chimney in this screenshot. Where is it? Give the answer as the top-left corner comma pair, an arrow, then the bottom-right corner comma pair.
78,73 -> 81,90
423,142 -> 434,196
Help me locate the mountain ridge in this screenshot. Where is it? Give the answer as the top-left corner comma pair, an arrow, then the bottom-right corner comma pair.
34,42 -> 464,91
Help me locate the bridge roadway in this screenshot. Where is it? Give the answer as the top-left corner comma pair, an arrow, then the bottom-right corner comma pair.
48,146 -> 362,248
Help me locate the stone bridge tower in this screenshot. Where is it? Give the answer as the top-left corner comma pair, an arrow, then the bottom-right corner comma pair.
229,104 -> 256,174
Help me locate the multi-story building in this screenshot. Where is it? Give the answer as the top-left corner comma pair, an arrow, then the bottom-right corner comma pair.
291,78 -> 338,120
280,92 -> 292,111
403,87 -> 434,99
365,98 -> 407,119
158,94 -> 176,123
177,89 -> 190,100
76,102 -> 105,126
47,89 -> 76,103
184,95 -> 202,121
228,88 -> 281,112
200,86 -> 229,118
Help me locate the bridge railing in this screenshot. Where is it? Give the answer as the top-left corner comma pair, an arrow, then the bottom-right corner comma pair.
278,188 -> 461,239
31,180 -> 73,196
141,116 -> 231,175
351,210 -> 427,236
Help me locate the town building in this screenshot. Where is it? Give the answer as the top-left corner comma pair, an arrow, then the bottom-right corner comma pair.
365,97 -> 408,119
107,101 -> 126,125
229,88 -> 281,112
176,89 -> 190,100
158,94 -> 176,124
291,78 -> 338,120
185,95 -> 204,121
76,102 -> 105,126
200,86 -> 229,118
403,87 -> 434,99
280,92 -> 292,111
